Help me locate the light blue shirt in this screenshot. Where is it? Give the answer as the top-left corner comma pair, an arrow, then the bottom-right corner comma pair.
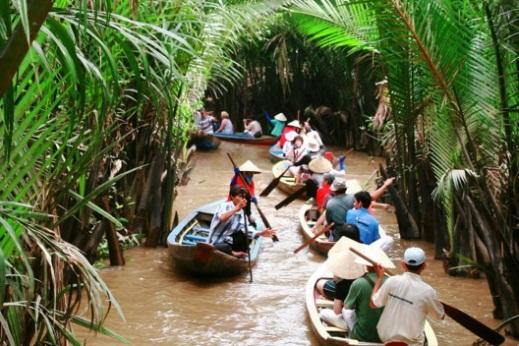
346,208 -> 379,244
208,201 -> 255,244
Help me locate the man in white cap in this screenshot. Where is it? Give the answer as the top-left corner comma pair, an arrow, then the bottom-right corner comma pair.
371,247 -> 445,346
344,245 -> 395,342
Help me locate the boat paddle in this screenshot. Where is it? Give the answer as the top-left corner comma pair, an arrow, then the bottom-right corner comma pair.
293,222 -> 334,254
243,209 -> 253,283
226,153 -> 279,242
259,164 -> 291,197
275,184 -> 307,210
348,247 -> 505,346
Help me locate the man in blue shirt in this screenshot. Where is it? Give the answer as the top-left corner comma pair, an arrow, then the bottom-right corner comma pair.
346,191 -> 380,245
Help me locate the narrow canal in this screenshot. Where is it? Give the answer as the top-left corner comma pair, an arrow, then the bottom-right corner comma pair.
81,141 -> 504,345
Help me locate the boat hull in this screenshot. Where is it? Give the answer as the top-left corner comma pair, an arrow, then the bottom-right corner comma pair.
272,160 -> 306,199
189,132 -> 220,150
269,144 -> 284,162
306,265 -> 438,346
214,132 -> 277,145
167,200 -> 263,276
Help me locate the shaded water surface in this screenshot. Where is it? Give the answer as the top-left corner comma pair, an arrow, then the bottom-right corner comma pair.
82,142 -> 510,345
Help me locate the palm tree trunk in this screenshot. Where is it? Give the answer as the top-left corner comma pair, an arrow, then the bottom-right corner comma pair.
0,0 -> 52,97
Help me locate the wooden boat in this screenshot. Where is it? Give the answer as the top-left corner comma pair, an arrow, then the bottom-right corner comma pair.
306,264 -> 439,346
269,144 -> 285,162
298,179 -> 385,256
189,132 -> 220,151
272,160 -> 306,198
167,200 -> 263,276
214,132 -> 277,145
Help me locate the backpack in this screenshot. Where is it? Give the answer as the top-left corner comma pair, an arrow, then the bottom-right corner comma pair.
332,223 -> 360,242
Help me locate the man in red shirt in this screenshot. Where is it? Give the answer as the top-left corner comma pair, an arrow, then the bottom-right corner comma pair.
316,173 -> 335,213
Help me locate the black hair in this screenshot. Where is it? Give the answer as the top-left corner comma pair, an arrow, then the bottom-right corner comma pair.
405,263 -> 425,273
354,191 -> 372,208
229,185 -> 246,197
323,174 -> 335,185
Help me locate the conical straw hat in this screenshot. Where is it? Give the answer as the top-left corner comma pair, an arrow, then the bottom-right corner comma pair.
309,156 -> 333,174
325,237 -> 367,280
274,113 -> 287,121
353,244 -> 395,269
239,160 -> 263,174
287,120 -> 301,128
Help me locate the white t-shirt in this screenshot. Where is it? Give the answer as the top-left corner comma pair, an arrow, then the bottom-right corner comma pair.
372,272 -> 444,346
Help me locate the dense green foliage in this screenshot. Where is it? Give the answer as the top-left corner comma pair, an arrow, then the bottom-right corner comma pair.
0,0 -> 285,343
290,0 -> 519,334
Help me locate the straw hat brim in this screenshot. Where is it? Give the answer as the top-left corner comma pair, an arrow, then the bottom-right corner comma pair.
274,113 -> 287,122
309,157 -> 333,174
239,160 -> 264,174
287,120 -> 301,128
353,244 -> 396,269
325,237 -> 367,279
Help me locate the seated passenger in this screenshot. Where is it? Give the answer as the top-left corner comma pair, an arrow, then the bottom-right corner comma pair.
317,237 -> 366,330
215,111 -> 234,134
197,108 -> 215,134
278,119 -> 301,147
264,112 -> 287,137
303,118 -> 324,148
208,186 -> 276,258
282,131 -> 297,158
347,191 -> 394,252
343,245 -> 395,342
243,118 -> 263,138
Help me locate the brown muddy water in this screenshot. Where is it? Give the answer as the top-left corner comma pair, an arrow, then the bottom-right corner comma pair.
80,141 -> 516,345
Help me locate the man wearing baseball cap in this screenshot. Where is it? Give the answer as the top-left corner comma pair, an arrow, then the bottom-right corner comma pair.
370,247 -> 445,346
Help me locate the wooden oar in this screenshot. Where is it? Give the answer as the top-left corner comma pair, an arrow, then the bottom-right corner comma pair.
227,153 -> 279,242
293,222 -> 334,254
260,164 -> 291,197
243,209 -> 253,283
275,185 -> 307,210
349,247 -> 505,346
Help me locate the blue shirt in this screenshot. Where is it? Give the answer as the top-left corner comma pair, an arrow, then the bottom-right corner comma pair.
346,208 -> 380,244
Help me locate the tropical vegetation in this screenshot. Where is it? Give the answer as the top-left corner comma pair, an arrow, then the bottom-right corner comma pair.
0,0 -> 285,343
1,0 -> 518,343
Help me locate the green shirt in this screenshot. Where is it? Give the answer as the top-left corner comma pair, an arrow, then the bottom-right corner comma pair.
270,119 -> 285,137
344,272 -> 385,342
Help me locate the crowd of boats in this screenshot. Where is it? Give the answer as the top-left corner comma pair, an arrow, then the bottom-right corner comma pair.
164,108 -> 510,346
166,109 -> 440,345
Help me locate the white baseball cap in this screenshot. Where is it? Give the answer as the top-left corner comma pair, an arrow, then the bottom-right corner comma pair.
404,247 -> 426,266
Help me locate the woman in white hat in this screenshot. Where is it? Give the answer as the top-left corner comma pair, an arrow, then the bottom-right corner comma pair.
264,112 -> 287,137
277,118 -> 301,148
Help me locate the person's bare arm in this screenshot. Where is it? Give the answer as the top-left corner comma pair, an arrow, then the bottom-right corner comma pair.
370,177 -> 395,201
370,263 -> 386,308
219,199 -> 246,222
215,119 -> 227,132
311,212 -> 327,234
